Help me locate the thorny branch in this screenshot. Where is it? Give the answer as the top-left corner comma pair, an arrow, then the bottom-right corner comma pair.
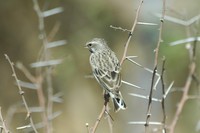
168,35 -> 198,133
145,0 -> 166,132
4,54 -> 38,133
120,0 -> 144,65
32,0 -> 63,132
32,0 -> 52,132
87,94 -> 110,133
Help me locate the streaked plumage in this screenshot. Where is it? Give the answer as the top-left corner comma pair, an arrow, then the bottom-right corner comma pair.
85,38 -> 126,112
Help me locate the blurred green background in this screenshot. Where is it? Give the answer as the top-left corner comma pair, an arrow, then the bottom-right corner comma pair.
0,0 -> 199,133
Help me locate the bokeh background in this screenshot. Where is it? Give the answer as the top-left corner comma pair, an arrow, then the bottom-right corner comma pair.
0,0 -> 199,133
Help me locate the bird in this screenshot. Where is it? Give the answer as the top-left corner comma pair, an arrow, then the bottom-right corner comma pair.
85,38 -> 126,112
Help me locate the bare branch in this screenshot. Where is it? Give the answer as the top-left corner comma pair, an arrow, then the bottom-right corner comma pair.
160,57 -> 167,132
168,45 -> 197,133
110,25 -> 131,32
145,0 -> 166,132
32,1 -> 64,132
88,94 -> 110,133
4,54 -> 38,133
120,0 -> 144,65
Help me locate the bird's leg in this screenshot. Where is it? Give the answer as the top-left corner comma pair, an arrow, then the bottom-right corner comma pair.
104,93 -> 110,106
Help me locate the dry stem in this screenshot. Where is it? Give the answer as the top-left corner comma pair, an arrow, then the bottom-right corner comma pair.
120,0 -> 143,65
88,94 -> 110,133
4,54 -> 38,133
161,57 -> 167,132
145,0 -> 166,132
168,41 -> 197,133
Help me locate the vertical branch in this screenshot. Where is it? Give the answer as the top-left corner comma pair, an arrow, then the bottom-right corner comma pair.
145,67 -> 157,133
4,55 -> 38,133
168,38 -> 197,133
120,0 -> 143,65
145,0 -> 166,132
154,0 -> 166,67
161,57 -> 167,132
32,1 -> 50,133
32,0 -> 53,132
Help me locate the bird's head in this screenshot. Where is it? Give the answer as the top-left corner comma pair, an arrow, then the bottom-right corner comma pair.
85,38 -> 108,53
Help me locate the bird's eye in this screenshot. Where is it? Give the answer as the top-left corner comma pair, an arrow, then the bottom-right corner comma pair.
88,43 -> 92,47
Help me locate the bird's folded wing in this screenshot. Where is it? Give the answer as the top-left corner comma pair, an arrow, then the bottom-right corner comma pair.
93,67 -> 121,94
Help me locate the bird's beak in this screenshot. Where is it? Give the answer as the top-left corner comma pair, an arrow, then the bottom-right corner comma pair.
84,46 -> 88,49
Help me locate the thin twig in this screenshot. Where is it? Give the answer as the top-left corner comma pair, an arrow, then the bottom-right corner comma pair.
16,62 -> 47,132
168,37 -> 197,133
4,54 -> 38,133
145,67 -> 156,133
89,94 -> 110,133
90,105 -> 107,133
0,107 -> 9,133
160,57 -> 167,133
16,62 -> 36,83
47,21 -> 61,42
110,25 -> 131,32
145,0 -> 166,132
120,0 -> 144,65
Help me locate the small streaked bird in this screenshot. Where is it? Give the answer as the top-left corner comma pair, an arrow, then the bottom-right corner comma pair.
85,38 -> 126,112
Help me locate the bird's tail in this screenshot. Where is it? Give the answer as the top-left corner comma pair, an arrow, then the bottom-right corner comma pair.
112,92 -> 127,112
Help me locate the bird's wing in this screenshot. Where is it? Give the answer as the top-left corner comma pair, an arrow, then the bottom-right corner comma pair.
93,64 -> 121,95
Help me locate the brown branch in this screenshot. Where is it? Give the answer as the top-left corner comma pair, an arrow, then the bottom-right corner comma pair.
145,66 -> 157,133
47,21 -> 61,42
90,105 -> 107,133
16,62 -> 36,83
16,62 -> 47,133
161,57 -> 167,132
120,0 -> 143,65
32,0 -> 56,132
4,54 -> 38,133
168,39 -> 197,133
16,63 -> 46,116
145,0 -> 166,132
168,60 -> 196,133
87,94 -> 110,133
